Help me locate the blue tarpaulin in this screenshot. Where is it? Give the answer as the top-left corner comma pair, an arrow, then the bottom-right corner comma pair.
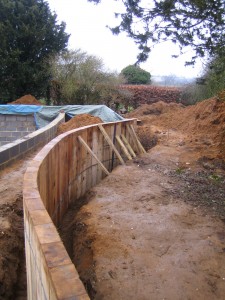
0,104 -> 123,129
0,104 -> 43,115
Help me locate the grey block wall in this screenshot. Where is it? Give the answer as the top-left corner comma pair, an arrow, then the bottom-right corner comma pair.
0,113 -> 65,170
0,114 -> 36,146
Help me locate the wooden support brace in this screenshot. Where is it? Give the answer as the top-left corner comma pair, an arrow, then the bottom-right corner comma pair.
121,134 -> 136,158
126,124 -> 141,154
116,135 -> 132,160
78,136 -> 110,176
98,124 -> 125,165
127,124 -> 146,154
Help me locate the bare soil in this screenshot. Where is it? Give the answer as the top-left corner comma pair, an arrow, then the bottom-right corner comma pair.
9,94 -> 42,105
0,98 -> 225,300
60,99 -> 225,300
0,150 -> 42,300
57,114 -> 103,135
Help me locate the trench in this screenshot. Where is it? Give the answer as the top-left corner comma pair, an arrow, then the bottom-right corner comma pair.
58,154 -> 225,300
58,192 -> 98,299
23,119 -> 138,299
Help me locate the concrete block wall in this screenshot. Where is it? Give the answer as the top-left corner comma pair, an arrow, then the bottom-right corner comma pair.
0,114 -> 36,146
0,113 -> 65,170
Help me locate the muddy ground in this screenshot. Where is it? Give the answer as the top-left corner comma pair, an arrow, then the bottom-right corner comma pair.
0,99 -> 225,299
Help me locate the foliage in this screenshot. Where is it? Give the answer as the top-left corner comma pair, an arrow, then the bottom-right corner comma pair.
0,0 -> 69,103
87,0 -> 225,64
50,49 -> 126,105
208,174 -> 223,183
121,65 -> 151,84
175,167 -> 185,174
180,55 -> 225,104
217,90 -> 225,102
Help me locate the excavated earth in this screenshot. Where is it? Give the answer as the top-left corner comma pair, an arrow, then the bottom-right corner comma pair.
0,100 -> 225,300
57,114 -> 103,135
9,94 -> 42,105
60,98 -> 225,300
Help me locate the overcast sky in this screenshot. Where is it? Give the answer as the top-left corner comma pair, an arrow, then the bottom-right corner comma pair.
47,0 -> 203,78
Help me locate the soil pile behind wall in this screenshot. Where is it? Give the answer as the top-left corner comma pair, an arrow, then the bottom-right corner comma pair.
57,114 -> 103,135
9,94 -> 42,105
127,98 -> 225,160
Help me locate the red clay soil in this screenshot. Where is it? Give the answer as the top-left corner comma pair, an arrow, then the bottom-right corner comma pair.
57,114 -> 103,135
9,94 -> 42,105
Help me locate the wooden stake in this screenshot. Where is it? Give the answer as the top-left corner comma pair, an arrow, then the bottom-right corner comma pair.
116,135 -> 132,160
78,136 -> 110,175
126,124 -> 140,154
128,124 -> 146,154
121,134 -> 136,158
98,124 -> 125,165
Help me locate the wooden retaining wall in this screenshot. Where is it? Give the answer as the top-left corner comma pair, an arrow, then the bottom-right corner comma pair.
23,119 -> 140,300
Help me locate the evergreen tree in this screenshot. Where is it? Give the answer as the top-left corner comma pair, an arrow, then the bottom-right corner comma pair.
121,65 -> 151,84
88,0 -> 225,64
0,0 -> 69,103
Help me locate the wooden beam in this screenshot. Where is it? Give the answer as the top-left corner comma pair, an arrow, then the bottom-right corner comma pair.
78,136 -> 110,175
126,124 -> 141,154
121,134 -> 136,158
127,124 -> 146,154
98,124 -> 125,165
116,135 -> 132,160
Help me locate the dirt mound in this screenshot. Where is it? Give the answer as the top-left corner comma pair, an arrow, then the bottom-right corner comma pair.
57,114 -> 103,135
129,98 -> 225,160
153,98 -> 225,147
9,94 -> 41,105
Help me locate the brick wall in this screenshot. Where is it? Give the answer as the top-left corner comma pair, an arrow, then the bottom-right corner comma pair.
0,114 -> 36,146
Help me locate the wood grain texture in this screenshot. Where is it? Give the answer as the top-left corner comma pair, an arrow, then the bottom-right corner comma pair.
23,119 -> 137,300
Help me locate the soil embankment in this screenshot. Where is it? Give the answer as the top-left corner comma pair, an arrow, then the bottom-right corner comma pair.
0,98 -> 225,299
0,152 -> 39,300
60,98 -> 225,300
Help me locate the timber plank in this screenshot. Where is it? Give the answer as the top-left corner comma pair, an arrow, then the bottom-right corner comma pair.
116,135 -> 132,160
78,136 -> 110,176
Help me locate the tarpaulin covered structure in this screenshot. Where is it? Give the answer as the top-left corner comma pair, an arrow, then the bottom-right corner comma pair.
0,104 -> 123,128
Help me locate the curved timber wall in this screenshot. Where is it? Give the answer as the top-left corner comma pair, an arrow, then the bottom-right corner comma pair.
23,119 -> 138,300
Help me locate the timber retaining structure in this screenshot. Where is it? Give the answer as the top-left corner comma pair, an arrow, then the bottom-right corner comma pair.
23,118 -> 138,300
